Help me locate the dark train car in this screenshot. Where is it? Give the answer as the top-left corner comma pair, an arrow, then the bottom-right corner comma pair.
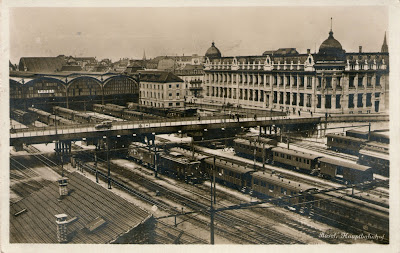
369,132 -> 390,144
358,148 -> 389,177
10,109 -> 37,125
346,130 -> 369,140
363,141 -> 389,154
326,133 -> 367,155
251,171 -> 314,207
245,135 -> 278,146
319,157 -> 373,183
123,110 -> 145,121
233,138 -> 274,163
74,113 -> 102,124
271,147 -> 321,173
203,157 -> 254,191
128,143 -> 156,167
313,192 -> 389,242
103,104 -> 125,118
53,106 -> 77,120
28,107 -> 52,125
92,104 -> 105,114
159,152 -> 203,183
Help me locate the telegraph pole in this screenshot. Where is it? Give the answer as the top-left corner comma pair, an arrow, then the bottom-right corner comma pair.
107,136 -> 111,189
210,156 -> 216,244
95,143 -> 99,183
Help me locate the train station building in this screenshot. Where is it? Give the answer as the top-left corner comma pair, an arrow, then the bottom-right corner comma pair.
203,29 -> 389,114
9,72 -> 140,111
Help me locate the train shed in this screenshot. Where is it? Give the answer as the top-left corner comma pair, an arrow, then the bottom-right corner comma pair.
10,171 -> 155,244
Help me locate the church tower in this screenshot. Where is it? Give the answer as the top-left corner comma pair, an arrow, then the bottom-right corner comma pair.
381,32 -> 388,53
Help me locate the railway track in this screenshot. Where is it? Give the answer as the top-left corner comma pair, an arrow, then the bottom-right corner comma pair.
187,145 -> 389,209
78,155 -> 305,244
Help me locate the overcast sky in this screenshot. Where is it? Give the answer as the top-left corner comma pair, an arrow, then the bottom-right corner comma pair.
9,6 -> 388,64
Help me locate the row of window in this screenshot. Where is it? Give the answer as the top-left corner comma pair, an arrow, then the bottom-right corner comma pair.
140,83 -> 181,89
252,179 -> 297,196
274,152 -> 311,164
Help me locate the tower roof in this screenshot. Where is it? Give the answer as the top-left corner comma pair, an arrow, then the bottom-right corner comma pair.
316,21 -> 346,62
205,42 -> 222,59
381,32 -> 388,53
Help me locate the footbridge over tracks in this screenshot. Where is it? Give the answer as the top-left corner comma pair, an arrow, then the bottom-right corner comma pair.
10,113 -> 388,148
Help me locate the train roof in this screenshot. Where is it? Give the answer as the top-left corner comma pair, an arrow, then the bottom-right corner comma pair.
271,147 -> 321,160
159,153 -> 194,165
359,149 -> 390,160
346,129 -> 368,135
319,157 -> 372,172
169,147 -> 209,160
234,138 -> 275,149
205,157 -> 255,174
252,171 -> 315,192
326,133 -> 367,142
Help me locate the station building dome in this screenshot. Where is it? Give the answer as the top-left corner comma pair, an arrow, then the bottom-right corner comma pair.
205,42 -> 222,59
316,30 -> 346,62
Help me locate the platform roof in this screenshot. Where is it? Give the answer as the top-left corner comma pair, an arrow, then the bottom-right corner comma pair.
10,171 -> 151,243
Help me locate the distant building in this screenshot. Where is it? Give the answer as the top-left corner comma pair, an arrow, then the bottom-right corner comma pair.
9,61 -> 17,71
174,64 -> 204,103
60,65 -> 83,72
203,30 -> 389,114
74,57 -> 97,69
18,56 -> 66,72
138,71 -> 185,108
156,55 -> 204,71
10,172 -> 155,244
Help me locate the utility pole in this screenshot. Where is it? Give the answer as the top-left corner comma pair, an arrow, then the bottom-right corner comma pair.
210,156 -> 216,245
262,143 -> 265,173
95,143 -> 98,183
107,136 -> 111,189
368,122 -> 371,141
154,140 -> 158,178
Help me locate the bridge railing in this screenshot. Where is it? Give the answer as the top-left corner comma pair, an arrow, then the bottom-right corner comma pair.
10,114 -> 315,139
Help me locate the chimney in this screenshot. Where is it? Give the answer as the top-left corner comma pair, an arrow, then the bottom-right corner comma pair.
307,49 -> 311,54
58,177 -> 69,197
359,46 -> 362,53
55,214 -> 68,243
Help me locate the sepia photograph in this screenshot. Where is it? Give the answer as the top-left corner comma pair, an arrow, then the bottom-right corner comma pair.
1,1 -> 399,252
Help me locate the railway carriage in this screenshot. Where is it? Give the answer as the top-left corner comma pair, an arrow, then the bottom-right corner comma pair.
358,148 -> 389,177
203,157 -> 254,190
326,133 -> 367,155
369,132 -> 389,144
159,152 -> 203,183
92,104 -> 105,114
53,106 -> 77,120
10,109 -> 36,125
312,191 -> 389,241
346,129 -> 369,140
319,157 -> 373,183
234,138 -> 274,163
271,147 -> 321,174
128,143 -> 156,167
251,171 -> 314,208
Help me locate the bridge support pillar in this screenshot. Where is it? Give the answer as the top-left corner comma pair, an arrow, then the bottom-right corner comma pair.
13,142 -> 24,152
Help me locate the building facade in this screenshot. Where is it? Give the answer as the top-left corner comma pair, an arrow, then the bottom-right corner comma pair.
174,64 -> 204,104
139,71 -> 185,108
203,31 -> 389,114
